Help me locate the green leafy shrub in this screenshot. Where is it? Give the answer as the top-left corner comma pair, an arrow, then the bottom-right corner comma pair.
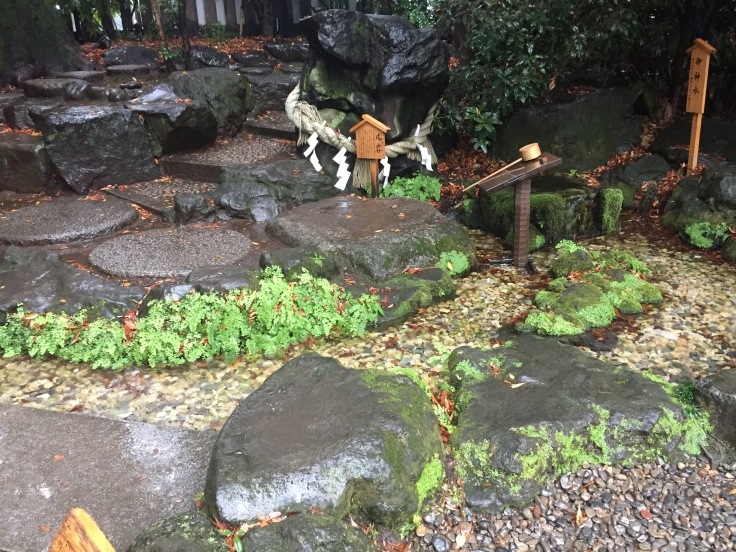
382,174 -> 442,202
684,221 -> 730,249
0,268 -> 383,370
435,250 -> 471,276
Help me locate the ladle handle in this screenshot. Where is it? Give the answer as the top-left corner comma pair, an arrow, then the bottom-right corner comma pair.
462,157 -> 523,193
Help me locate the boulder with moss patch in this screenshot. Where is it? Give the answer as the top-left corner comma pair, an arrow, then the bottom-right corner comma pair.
126,511 -> 228,552
448,336 -> 710,512
204,353 -> 443,530
477,175 -> 622,248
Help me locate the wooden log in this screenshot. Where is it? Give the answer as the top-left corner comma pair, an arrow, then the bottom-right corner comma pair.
50,508 -> 115,552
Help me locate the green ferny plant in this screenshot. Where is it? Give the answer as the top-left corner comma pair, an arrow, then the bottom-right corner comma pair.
382,174 -> 442,202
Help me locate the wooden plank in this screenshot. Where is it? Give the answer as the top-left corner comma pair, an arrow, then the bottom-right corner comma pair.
50,508 -> 115,552
513,178 -> 532,269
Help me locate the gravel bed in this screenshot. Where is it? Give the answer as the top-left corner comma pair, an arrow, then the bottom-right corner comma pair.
164,132 -> 295,166
119,177 -> 219,207
1,216 -> 735,549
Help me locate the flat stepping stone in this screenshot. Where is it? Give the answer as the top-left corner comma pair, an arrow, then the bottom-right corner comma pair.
0,197 -> 137,245
22,77 -> 88,98
89,227 -> 251,278
54,70 -> 106,82
266,196 -> 475,281
107,64 -> 152,77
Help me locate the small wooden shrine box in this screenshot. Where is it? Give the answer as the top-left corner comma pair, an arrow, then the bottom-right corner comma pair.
350,115 -> 390,160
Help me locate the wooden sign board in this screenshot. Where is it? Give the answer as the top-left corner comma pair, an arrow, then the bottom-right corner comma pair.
686,38 -> 716,114
50,508 -> 115,552
350,114 -> 390,160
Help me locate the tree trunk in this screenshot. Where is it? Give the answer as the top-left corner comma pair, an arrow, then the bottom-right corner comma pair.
118,0 -> 135,34
149,0 -> 166,43
177,0 -> 192,70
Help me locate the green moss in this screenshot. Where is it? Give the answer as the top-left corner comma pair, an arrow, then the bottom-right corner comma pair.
601,188 -> 623,235
455,439 -> 497,483
529,193 -> 567,240
416,454 -> 444,510
435,250 -> 471,277
453,359 -> 487,385
517,310 -> 586,336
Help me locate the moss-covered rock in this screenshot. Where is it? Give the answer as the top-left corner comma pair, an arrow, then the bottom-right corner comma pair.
478,175 -> 617,246
205,354 -> 443,530
519,243 -> 661,336
447,337 -> 710,512
127,511 -> 228,552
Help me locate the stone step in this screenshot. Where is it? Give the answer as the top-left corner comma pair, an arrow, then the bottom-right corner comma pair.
243,110 -> 297,140
106,64 -> 152,78
0,132 -> 55,193
0,404 -> 216,552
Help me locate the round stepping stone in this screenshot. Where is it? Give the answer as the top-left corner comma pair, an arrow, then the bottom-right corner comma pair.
107,64 -> 151,77
0,198 -> 138,246
89,228 -> 251,278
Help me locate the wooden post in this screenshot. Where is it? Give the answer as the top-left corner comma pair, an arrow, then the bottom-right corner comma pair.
685,38 -> 716,176
50,508 -> 115,552
513,178 -> 532,269
350,115 -> 390,196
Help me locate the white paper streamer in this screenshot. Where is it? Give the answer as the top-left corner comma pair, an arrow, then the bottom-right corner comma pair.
379,157 -> 391,187
308,151 -> 322,172
304,132 -> 319,157
333,147 -> 351,190
417,143 -> 432,171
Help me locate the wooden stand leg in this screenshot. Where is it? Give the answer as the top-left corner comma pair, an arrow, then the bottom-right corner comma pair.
687,112 -> 703,176
370,160 -> 379,198
513,178 -> 532,269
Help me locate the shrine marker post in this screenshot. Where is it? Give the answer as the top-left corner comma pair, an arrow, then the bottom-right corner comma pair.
350,115 -> 390,197
685,38 -> 716,176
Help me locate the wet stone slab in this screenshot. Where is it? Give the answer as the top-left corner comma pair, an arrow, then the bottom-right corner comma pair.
0,197 -> 138,245
89,227 -> 251,278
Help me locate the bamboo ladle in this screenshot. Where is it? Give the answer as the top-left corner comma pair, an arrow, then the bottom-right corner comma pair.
462,142 -> 542,192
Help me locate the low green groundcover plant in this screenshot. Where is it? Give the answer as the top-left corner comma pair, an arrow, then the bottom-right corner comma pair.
435,250 -> 471,277
517,240 -> 662,336
0,267 -> 383,370
381,174 -> 442,203
684,221 -> 730,249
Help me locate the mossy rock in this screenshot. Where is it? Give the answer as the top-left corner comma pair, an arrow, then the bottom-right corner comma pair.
447,336 -> 708,512
550,249 -> 596,278
477,175 -> 610,245
127,511 -> 228,552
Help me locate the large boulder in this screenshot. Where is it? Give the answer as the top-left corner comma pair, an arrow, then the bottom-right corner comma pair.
190,45 -> 230,69
104,45 -> 162,69
449,335 -> 701,512
169,68 -> 255,137
3,97 -> 63,130
600,154 -> 672,207
0,247 -> 145,318
495,89 -> 641,173
242,71 -> 300,115
661,167 -> 736,247
266,196 -> 476,281
651,117 -> 736,165
0,133 -> 55,193
214,158 -> 338,222
127,84 -> 218,156
695,370 -> 736,447
31,105 -> 161,194
204,354 -> 443,529
300,10 -> 449,142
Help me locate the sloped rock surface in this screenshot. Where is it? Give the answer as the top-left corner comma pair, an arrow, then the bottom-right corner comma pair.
128,85 -> 218,156
22,78 -> 88,98
104,45 -> 162,69
169,68 -> 254,137
215,158 -> 337,222
695,370 -> 736,447
449,335 -> 692,512
0,133 -> 55,193
496,89 -> 641,172
651,117 -> 736,165
204,354 -> 443,528
127,511 -> 228,552
0,247 -> 145,317
31,105 -> 160,193
190,45 -> 230,69
266,196 -> 475,281
243,71 -> 300,115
